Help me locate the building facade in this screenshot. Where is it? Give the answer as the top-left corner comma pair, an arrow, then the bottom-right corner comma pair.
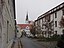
0,0 -> 16,48
18,24 -> 32,34
34,2 -> 64,38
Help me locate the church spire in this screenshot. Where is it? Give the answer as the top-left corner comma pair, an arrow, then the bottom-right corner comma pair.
25,12 -> 29,23
26,12 -> 28,21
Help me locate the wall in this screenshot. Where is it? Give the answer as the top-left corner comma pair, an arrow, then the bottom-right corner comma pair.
54,10 -> 63,35
34,2 -> 64,37
0,0 -> 15,48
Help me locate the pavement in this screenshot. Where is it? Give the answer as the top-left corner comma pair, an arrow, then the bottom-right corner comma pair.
11,36 -> 57,48
21,36 -> 58,48
11,38 -> 23,48
30,38 -> 57,48
21,36 -> 46,48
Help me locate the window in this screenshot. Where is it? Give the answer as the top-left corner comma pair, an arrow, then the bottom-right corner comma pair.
62,9 -> 64,15
48,16 -> 50,22
43,18 -> 45,22
55,31 -> 57,34
55,12 -> 57,18
38,21 -> 39,25
55,21 -> 57,27
8,0 -> 10,5
1,0 -> 4,4
0,22 -> 2,38
7,21 -> 9,43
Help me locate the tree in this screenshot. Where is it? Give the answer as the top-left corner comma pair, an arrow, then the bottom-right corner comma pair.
57,16 -> 64,48
59,16 -> 64,28
30,25 -> 36,36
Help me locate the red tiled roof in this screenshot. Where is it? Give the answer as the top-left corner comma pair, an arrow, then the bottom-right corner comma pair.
18,24 -> 32,29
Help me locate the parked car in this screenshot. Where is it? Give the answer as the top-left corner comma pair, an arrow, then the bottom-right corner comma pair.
26,34 -> 34,38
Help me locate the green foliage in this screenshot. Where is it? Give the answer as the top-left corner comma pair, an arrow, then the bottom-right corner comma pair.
57,34 -> 64,48
59,16 -> 64,27
50,34 -> 61,41
37,34 -> 61,42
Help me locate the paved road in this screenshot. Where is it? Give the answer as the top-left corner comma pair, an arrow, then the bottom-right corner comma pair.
21,36 -> 46,48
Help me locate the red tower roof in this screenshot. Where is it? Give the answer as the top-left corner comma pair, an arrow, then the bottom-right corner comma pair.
18,24 -> 32,29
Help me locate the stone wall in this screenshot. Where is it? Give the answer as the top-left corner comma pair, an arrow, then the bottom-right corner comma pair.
0,0 -> 16,48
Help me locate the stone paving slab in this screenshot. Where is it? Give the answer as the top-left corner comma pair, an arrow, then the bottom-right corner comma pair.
11,38 -> 22,48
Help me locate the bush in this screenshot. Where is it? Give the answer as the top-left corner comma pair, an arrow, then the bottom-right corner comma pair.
43,34 -> 61,41
50,34 -> 61,41
57,33 -> 64,48
37,34 -> 61,42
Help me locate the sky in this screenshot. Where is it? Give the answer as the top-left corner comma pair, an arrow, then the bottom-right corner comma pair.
15,0 -> 64,24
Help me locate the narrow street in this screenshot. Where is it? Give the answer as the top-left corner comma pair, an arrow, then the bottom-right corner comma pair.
21,36 -> 46,48
0,0 -> 64,48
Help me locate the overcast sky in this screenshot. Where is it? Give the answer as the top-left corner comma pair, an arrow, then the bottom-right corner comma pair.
15,0 -> 64,24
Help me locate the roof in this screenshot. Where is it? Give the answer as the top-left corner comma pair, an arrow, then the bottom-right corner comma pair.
18,24 -> 33,29
37,2 -> 64,20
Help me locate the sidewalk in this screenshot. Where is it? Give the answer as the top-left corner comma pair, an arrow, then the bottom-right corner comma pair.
11,38 -> 23,48
31,39 -> 57,48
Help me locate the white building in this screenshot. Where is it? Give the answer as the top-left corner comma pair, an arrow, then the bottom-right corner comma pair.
34,2 -> 64,37
0,0 -> 16,48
